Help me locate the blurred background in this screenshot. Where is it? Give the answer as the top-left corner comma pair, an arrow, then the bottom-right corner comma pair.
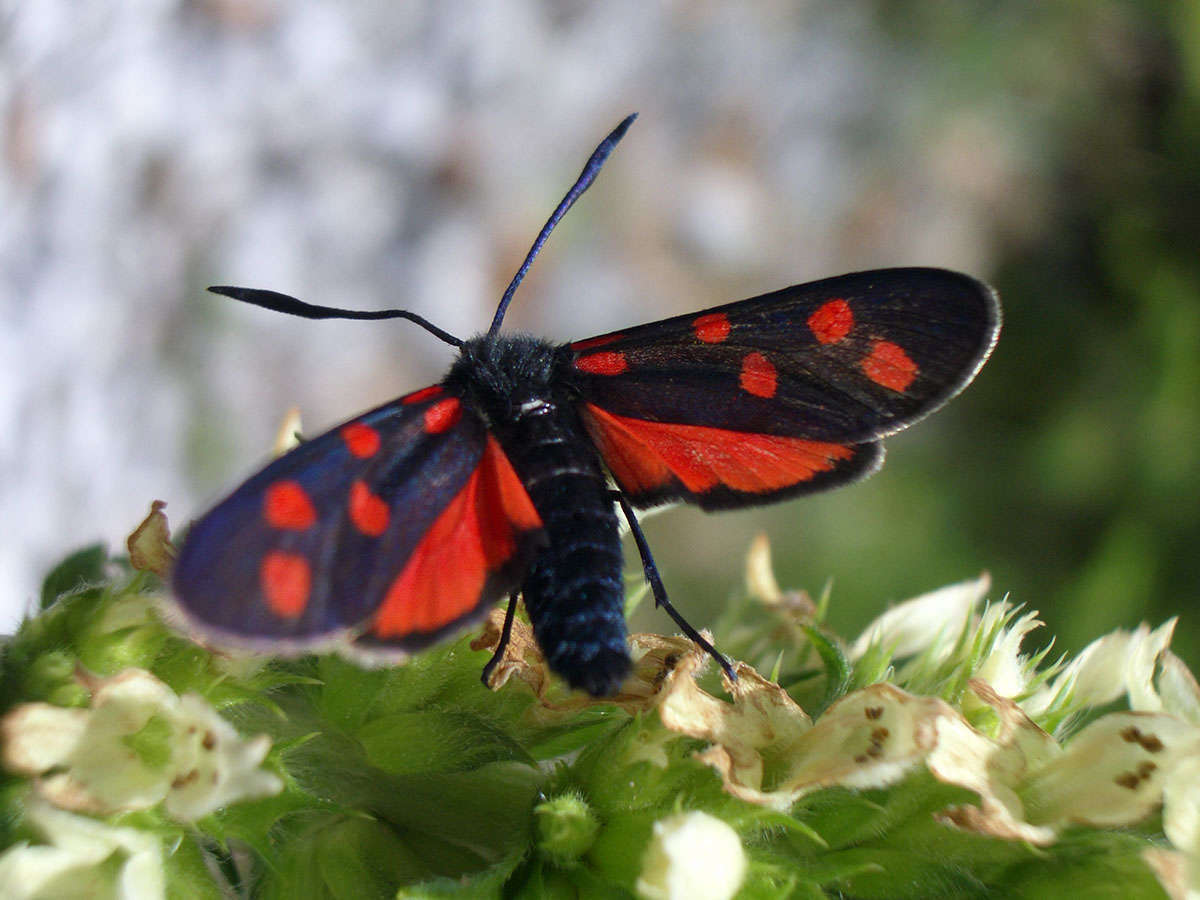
3,2 -> 1198,666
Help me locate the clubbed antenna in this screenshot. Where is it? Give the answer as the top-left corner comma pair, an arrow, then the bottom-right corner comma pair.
486,113 -> 637,338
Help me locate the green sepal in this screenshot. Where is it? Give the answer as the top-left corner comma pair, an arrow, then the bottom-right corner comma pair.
40,544 -> 109,609
160,834 -> 228,900
260,811 -> 434,900
800,624 -> 852,712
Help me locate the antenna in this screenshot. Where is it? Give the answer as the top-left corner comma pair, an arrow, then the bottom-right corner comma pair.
207,286 -> 464,348
486,113 -> 637,338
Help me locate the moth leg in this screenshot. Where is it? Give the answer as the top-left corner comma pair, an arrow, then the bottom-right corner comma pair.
612,491 -> 737,682
481,592 -> 520,688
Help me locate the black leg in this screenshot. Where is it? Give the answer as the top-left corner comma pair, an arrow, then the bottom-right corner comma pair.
612,491 -> 737,682
481,592 -> 520,688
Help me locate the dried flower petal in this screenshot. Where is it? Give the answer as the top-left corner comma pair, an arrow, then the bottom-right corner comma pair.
744,533 -> 782,605
472,608 -> 707,716
126,501 -> 174,578
272,406 -> 303,456
662,663 -> 952,809
932,679 -> 1200,848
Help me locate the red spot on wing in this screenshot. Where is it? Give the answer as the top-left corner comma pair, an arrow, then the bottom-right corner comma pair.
808,298 -> 853,344
260,551 -> 311,618
424,397 -> 462,434
574,351 -> 629,375
371,437 -> 541,638
693,312 -> 731,343
341,422 -> 381,458
349,480 -> 389,537
263,481 -> 317,530
571,333 -> 625,351
583,405 -> 854,496
739,352 -> 778,398
862,340 -> 918,392
403,385 -> 445,405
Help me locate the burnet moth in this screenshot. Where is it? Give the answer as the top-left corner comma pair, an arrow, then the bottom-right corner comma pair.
172,115 -> 1001,697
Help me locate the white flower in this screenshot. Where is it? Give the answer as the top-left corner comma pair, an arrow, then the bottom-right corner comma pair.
635,811 -> 746,900
1023,620 -> 1176,719
0,798 -> 164,899
2,668 -> 281,822
930,680 -> 1200,850
1162,755 -> 1200,898
971,604 -> 1044,699
849,574 -> 991,662
1157,651 -> 1200,726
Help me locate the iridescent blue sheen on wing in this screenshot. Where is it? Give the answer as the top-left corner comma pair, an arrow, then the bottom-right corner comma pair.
172,388 -> 485,648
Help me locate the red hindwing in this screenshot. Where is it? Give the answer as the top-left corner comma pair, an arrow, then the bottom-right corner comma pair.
365,436 -> 542,644
582,404 -> 881,510
172,386 -> 543,652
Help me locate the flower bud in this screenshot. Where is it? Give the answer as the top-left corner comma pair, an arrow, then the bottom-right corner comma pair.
535,793 -> 601,866
635,811 -> 746,900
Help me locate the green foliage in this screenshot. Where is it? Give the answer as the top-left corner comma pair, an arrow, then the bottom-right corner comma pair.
1,536 -> 1185,899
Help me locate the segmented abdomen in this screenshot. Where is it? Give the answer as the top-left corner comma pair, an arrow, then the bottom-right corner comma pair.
497,400 -> 630,696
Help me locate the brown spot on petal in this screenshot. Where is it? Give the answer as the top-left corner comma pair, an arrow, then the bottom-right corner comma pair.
1120,726 -> 1165,753
1115,772 -> 1141,790
865,706 -> 883,720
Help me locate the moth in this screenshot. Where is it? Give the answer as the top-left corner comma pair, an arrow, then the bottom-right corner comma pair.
173,115 -> 1000,696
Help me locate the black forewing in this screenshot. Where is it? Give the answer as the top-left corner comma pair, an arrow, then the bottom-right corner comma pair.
172,386 -> 485,649
566,268 -> 1000,443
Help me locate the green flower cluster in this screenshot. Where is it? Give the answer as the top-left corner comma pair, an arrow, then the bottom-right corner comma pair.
0,513 -> 1194,898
